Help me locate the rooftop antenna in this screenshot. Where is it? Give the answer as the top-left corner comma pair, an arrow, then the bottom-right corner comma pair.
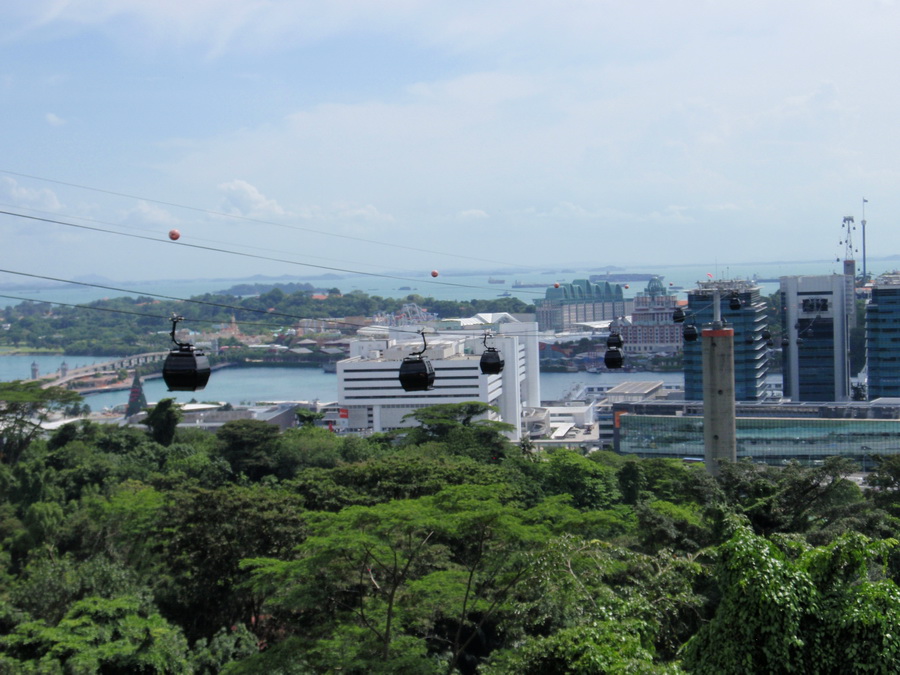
862,198 -> 868,283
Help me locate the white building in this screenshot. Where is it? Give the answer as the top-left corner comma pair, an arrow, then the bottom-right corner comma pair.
337,322 -> 540,440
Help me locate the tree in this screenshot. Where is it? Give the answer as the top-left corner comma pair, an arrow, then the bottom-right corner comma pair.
153,484 -> 306,641
295,408 -> 324,428
401,402 -> 514,462
216,419 -> 282,480
125,372 -> 148,417
143,398 -> 182,447
0,595 -> 192,673
0,382 -> 83,464
242,485 -> 545,674
681,520 -> 900,674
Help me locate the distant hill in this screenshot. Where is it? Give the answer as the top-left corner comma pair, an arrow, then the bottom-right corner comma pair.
217,281 -> 317,296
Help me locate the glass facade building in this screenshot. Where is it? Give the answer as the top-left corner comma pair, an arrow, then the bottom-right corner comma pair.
780,275 -> 850,402
683,281 -> 769,401
614,400 -> 900,468
867,276 -> 900,398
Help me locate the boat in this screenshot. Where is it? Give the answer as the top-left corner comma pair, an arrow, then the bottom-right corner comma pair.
488,277 -> 505,284
513,281 -> 550,288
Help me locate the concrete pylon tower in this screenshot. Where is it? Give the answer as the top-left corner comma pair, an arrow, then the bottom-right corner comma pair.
701,292 -> 736,475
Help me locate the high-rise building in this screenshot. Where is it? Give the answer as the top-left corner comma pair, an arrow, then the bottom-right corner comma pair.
780,275 -> 851,402
866,274 -> 900,398
683,280 -> 769,401
535,279 -> 631,332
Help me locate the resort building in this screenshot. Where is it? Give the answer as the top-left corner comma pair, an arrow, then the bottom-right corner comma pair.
535,279 -> 631,332
616,277 -> 683,354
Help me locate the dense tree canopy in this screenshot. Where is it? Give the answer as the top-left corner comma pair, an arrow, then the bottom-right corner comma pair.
2,397 -> 900,673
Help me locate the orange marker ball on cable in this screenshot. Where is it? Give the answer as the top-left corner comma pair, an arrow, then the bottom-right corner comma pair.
553,282 -> 560,288
168,229 -> 181,241
431,270 -> 439,278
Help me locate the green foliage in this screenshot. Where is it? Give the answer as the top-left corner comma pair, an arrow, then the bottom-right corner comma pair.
215,419 -> 281,480
482,620 -> 680,675
716,457 -> 863,537
682,521 -> 900,674
143,398 -> 182,447
3,389 -> 900,674
401,401 -> 514,462
0,594 -> 191,674
191,624 -> 260,674
537,449 -> 620,509
153,483 -> 306,641
0,381 -> 83,464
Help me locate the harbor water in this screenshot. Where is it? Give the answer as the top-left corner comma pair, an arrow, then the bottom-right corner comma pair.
0,354 -> 682,411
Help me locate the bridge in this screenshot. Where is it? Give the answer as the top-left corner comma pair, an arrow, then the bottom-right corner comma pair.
34,352 -> 169,389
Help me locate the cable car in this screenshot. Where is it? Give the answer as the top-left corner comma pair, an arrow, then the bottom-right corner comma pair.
479,333 -> 504,375
673,307 -> 686,323
398,331 -> 435,392
604,348 -> 624,369
729,293 -> 742,310
163,345 -> 211,391
683,324 -> 699,342
162,315 -> 211,391
603,331 -> 624,369
399,356 -> 435,391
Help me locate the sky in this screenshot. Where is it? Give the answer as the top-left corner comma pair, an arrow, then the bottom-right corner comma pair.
1,1 -> 899,286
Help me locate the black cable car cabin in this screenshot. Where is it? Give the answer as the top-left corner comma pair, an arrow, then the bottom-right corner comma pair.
399,356 -> 435,392
162,314 -> 211,392
163,345 -> 211,391
683,324 -> 699,342
604,348 -> 623,369
399,331 -> 437,392
479,333 -> 505,375
480,348 -> 504,375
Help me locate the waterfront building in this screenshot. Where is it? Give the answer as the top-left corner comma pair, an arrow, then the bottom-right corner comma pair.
867,273 -> 900,398
535,279 -> 632,332
617,277 -> 683,354
337,322 -> 540,441
683,280 -> 769,401
780,275 -> 851,402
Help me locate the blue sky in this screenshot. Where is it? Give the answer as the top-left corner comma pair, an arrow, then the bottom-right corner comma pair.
1,1 -> 898,284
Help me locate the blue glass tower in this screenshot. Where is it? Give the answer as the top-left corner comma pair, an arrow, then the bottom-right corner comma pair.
683,280 -> 770,401
867,276 -> 900,398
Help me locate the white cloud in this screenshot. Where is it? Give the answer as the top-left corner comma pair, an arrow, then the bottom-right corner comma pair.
458,209 -> 488,220
126,200 -> 180,226
45,112 -> 66,126
217,179 -> 285,218
0,176 -> 61,211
